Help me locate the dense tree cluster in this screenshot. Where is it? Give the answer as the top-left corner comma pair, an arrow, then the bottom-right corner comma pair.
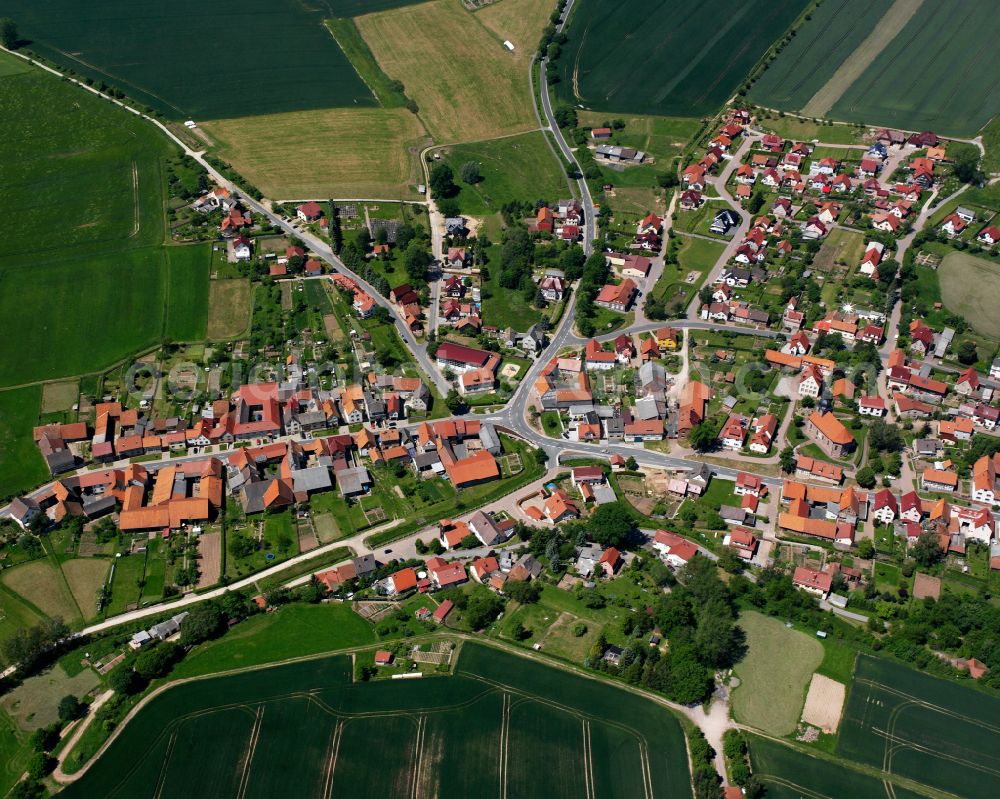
585,558 -> 744,705
2,617 -> 69,675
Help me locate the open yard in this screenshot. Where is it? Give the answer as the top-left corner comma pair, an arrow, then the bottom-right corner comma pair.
2,0 -> 392,119
437,131 -> 571,217
61,641 -> 693,799
202,107 -> 428,199
555,0 -> 808,117
357,0 -> 540,143
577,112 -> 701,165
937,251 -> 1000,339
837,654 -> 1000,799
731,611 -> 825,736
1,664 -> 100,731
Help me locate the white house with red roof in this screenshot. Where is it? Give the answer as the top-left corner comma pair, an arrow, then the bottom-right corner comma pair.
792,566 -> 832,598
858,396 -> 886,417
872,489 -> 898,524
734,472 -> 762,497
297,201 -> 323,222
652,530 -> 698,568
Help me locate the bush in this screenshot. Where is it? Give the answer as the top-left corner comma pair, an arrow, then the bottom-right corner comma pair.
57,694 -> 84,724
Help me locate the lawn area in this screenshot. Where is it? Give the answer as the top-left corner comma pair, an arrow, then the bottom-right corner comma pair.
651,235 -> 725,310
0,710 -> 31,798
206,278 -> 252,340
0,663 -> 100,731
731,611 -> 824,736
438,131 -> 570,217
480,244 -> 546,330
172,603 -> 377,678
358,0 -> 540,143
0,387 -> 49,502
104,552 -> 147,616
0,586 -> 45,665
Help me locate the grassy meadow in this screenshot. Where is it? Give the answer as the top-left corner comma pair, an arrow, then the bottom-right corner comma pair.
0,387 -> 49,501
731,611 -> 824,736
438,131 -> 571,217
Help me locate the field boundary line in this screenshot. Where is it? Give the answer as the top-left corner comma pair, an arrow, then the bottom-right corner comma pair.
235,704 -> 265,799
758,774 -> 832,799
638,740 -> 653,799
321,720 -> 343,799
498,691 -> 510,799
151,729 -> 177,799
410,714 -> 427,799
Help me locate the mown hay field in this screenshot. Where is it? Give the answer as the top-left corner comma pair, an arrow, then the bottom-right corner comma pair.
0,560 -> 81,625
554,0 -> 808,117
837,655 -> 1000,799
936,251 -> 1000,339
202,107 -> 429,199
61,642 -> 692,799
60,558 -> 112,622
731,611 -> 824,736
207,279 -> 253,341
2,0 -> 383,119
475,0 -> 556,70
358,0 -> 539,143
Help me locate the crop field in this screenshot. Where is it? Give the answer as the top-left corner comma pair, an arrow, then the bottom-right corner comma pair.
0,52 -> 210,388
731,611 -> 824,736
752,0 -> 1000,135
837,655 -> 1000,799
357,0 -> 539,143
61,642 -> 692,799
202,107 -> 428,199
0,387 -> 48,501
554,0 -> 808,117
749,0 -> 896,113
438,131 -> 571,217
1,0 -> 391,119
747,734 -> 927,799
937,251 -> 1000,339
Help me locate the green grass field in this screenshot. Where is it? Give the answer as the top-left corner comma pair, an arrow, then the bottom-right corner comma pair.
748,0 -> 895,111
577,112 -> 701,164
0,387 -> 49,501
838,655 -> 1000,799
439,132 -> 571,217
731,611 -> 824,736
555,0 -> 808,117
0,53 -> 208,388
937,251 -> 1000,339
60,558 -> 112,622
172,603 -> 377,679
61,641 -> 692,799
0,559 -> 81,624
748,734 -> 927,799
2,0 -> 407,119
